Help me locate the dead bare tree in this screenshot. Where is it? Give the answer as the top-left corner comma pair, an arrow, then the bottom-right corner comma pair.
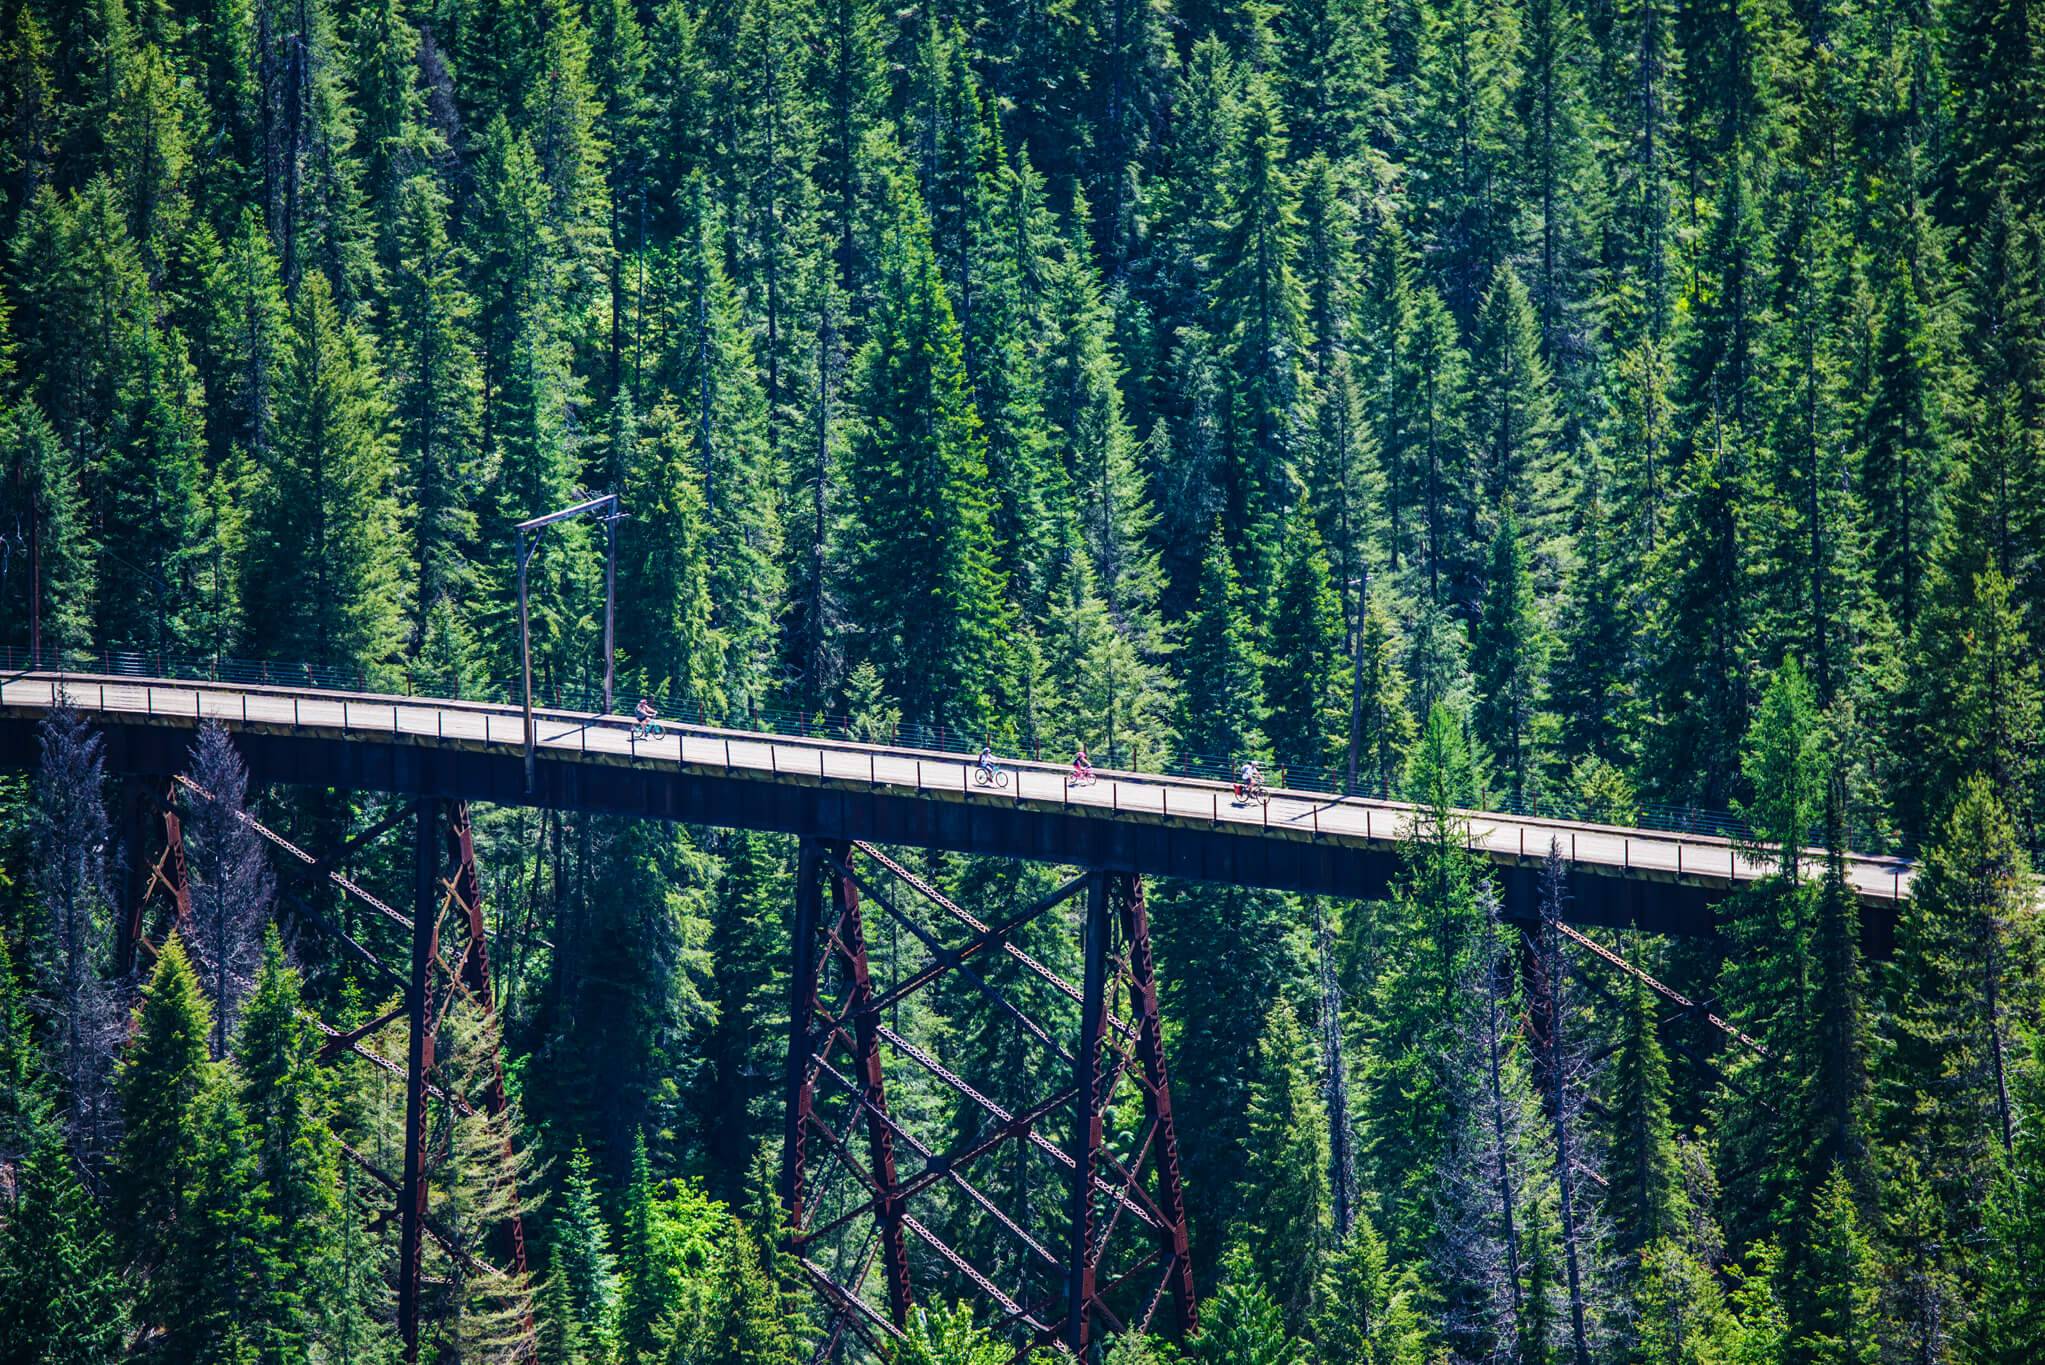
1535,842 -> 1598,1365
1435,881 -> 1558,1364
27,702 -> 120,1173
1315,896 -> 1359,1239
179,722 -> 275,1057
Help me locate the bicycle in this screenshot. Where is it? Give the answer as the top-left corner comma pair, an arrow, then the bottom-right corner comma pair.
631,719 -> 666,741
1232,778 -> 1268,806
973,763 -> 1010,789
1069,766 -> 1097,787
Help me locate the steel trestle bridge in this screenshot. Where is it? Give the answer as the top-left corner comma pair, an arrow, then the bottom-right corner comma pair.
0,669 -> 1915,1361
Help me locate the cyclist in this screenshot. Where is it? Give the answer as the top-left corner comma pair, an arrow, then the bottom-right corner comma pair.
1235,760 -> 1263,802
977,742 -> 998,782
1072,744 -> 1094,784
633,696 -> 658,736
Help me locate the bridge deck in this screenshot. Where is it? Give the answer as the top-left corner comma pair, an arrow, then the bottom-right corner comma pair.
0,672 -> 1914,933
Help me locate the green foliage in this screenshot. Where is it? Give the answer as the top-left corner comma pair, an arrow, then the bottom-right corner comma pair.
1238,999 -> 1334,1334
1606,974 -> 1687,1263
113,937 -> 216,1313
1188,1245 -> 1308,1365
1180,525 -> 1266,764
1881,776 -> 2035,1256
840,173 -> 1013,737
551,1145 -> 621,1354
0,0 -> 2040,1354
1471,511 -> 1552,804
244,270 -> 408,668
1264,509 -> 1345,773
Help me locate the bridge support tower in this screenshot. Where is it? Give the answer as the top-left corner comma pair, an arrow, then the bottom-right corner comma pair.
782,840 -> 1195,1359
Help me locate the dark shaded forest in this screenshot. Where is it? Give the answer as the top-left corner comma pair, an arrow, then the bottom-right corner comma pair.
0,0 -> 2042,1358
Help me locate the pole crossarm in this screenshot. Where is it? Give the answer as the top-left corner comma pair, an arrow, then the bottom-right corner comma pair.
782,842 -> 1195,1360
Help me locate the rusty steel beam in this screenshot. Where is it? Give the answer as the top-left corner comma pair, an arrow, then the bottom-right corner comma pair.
118,780 -> 189,978
174,774 -> 411,932
1065,873 -> 1111,1352
832,850 -> 914,1327
398,800 -> 441,1362
827,849 -> 1073,1065
1115,875 -> 1196,1335
440,802 -> 530,1294
783,840 -> 824,1232
783,849 -> 1197,1356
851,844 -> 1121,1034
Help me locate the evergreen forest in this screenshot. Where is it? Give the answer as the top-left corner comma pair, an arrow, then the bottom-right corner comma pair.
0,0 -> 2043,1359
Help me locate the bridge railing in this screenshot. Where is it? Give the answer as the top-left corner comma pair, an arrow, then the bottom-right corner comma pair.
0,644 -> 1905,858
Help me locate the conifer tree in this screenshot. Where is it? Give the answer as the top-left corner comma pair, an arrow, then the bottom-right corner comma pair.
389,172 -> 482,647
642,0 -> 710,240
1211,76 -> 1309,536
3,402 -> 95,654
234,932 -> 347,1355
619,403 -> 723,715
661,176 -> 782,714
617,1134 -> 670,1360
1347,594 -> 1416,797
1406,0 -> 1521,319
1468,264 -> 1566,580
1902,566 -> 2042,839
703,834 -> 794,1191
1550,456 -> 1631,764
350,0 -> 430,267
245,270 -> 408,668
1605,973 -> 1686,1264
1801,775 -> 1874,1197
1264,508 -> 1344,775
426,997 -> 540,1361
1389,287 -> 1472,606
0,939 -> 126,1365
841,172 -> 1013,737
1975,1023 -> 2045,1360
180,722 -> 274,1056
1792,1167 -> 1882,1365
168,1077 -> 289,1362
213,208 -> 288,468
1043,195 -> 1166,654
27,703 -> 118,1163
1238,999 -> 1334,1335
532,817 -> 713,1181
1312,1218 -> 1434,1365
695,1219 -> 798,1365
113,937 -> 217,1330
1639,413 -> 1756,808
1858,225 -> 1956,642
1179,525 -> 1265,766
967,141 -> 1062,611
1471,512 -> 1552,805
1189,1244 -> 1308,1365
1364,704 -> 1485,1258
552,1145 -> 621,1353
1039,537 -> 1175,770
1882,776 -> 2033,1248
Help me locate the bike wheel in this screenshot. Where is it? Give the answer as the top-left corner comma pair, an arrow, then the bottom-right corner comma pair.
999,769 -> 1011,788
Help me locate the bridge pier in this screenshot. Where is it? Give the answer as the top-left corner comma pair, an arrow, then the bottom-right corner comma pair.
781,842 -> 1195,1359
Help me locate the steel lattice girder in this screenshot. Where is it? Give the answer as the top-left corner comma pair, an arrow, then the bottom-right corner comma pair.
781,841 -> 1196,1359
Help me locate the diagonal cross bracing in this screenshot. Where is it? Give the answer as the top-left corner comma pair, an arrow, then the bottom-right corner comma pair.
781,843 -> 1197,1359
